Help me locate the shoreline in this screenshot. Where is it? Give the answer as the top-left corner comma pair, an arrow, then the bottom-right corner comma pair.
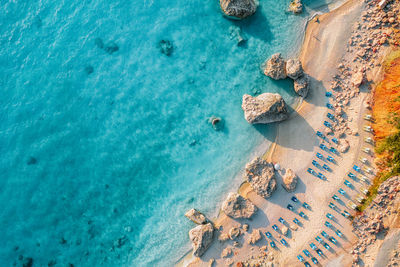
177,0 -> 398,265
177,0 -> 360,265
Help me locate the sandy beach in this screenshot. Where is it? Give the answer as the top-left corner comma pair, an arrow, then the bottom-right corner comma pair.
179,0 -> 399,266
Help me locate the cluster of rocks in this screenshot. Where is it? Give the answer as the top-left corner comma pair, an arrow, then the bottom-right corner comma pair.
351,176 -> 400,266
322,0 -> 400,156
184,209 -> 214,257
387,242 -> 400,266
220,0 -> 258,19
264,53 -> 310,98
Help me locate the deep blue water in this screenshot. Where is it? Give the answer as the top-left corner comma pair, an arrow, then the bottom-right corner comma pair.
0,0 -> 334,266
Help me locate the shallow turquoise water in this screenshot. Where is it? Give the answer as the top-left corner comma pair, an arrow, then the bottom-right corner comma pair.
0,0 -> 332,266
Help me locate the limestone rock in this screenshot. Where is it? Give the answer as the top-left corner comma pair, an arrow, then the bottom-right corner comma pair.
229,227 -> 241,240
241,93 -> 289,124
286,59 -> 303,80
338,139 -> 350,153
282,168 -> 298,192
220,0 -> 257,19
248,229 -> 262,245
294,74 -> 310,97
221,192 -> 257,219
289,0 -> 303,14
185,208 -> 208,225
264,53 -> 287,80
245,157 -> 277,198
189,223 -> 214,257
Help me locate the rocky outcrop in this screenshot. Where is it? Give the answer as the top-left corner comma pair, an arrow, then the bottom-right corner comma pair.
189,223 -> 214,257
220,0 -> 257,19
245,157 -> 277,198
241,93 -> 289,124
221,192 -> 257,219
264,53 -> 287,80
289,0 -> 303,14
294,74 -> 310,98
286,59 -> 303,80
185,208 -> 208,225
282,168 -> 298,192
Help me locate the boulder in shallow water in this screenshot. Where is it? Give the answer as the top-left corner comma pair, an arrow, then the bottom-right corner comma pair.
294,74 -> 310,98
289,0 -> 303,14
242,93 -> 289,124
264,53 -> 287,80
282,168 -> 298,192
221,192 -> 257,219
189,223 -> 214,257
209,116 -> 224,131
245,157 -> 277,198
185,208 -> 208,225
286,59 -> 303,80
220,0 -> 258,19
158,40 -> 174,56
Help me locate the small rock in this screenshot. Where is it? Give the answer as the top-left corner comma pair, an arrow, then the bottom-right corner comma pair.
282,168 -> 298,192
104,42 -> 119,54
351,71 -> 364,87
248,229 -> 262,245
22,257 -> 33,267
242,224 -> 249,232
219,233 -> 230,242
27,157 -> 37,165
209,116 -> 224,131
281,226 -> 289,236
338,139 -> 350,153
221,247 -> 233,258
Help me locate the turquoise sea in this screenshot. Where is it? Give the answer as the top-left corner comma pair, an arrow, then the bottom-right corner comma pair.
0,0 -> 336,266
